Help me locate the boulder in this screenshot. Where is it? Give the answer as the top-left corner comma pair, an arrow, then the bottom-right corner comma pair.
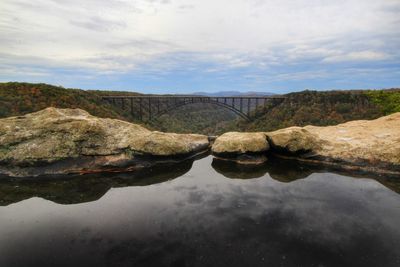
267,113 -> 400,174
304,113 -> 400,169
212,132 -> 269,154
210,113 -> 400,173
0,108 -> 209,177
211,132 -> 269,164
267,127 -> 321,154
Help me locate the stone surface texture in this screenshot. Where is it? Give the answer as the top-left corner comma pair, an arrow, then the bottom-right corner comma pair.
213,113 -> 400,173
211,132 -> 269,155
1,108 -> 399,176
0,108 -> 209,176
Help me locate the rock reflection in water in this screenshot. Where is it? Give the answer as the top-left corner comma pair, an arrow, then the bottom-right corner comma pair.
1,156 -> 400,267
212,157 -> 400,193
0,160 -> 194,206
1,156 -> 400,207
212,157 -> 313,182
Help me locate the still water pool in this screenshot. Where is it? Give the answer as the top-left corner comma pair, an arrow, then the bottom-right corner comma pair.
0,155 -> 400,267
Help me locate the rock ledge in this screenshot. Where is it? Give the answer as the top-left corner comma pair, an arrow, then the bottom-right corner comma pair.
212,113 -> 400,175
0,108 -> 210,177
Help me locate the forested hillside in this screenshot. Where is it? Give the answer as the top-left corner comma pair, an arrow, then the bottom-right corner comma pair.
0,82 -> 237,133
237,90 -> 400,131
0,82 -> 136,122
1,82 -> 399,135
151,103 -> 237,135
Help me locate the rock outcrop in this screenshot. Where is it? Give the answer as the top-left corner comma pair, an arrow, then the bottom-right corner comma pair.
0,108 -> 209,177
212,113 -> 400,174
1,108 -> 399,177
267,127 -> 320,154
211,132 -> 269,164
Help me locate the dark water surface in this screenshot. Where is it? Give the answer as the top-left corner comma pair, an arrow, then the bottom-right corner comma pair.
0,156 -> 400,267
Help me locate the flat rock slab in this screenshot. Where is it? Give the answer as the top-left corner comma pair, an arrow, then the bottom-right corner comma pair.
268,113 -> 400,173
304,113 -> 400,168
212,113 -> 400,174
0,108 -> 210,177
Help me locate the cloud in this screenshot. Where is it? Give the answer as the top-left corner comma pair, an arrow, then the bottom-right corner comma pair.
323,51 -> 390,63
0,0 -> 399,91
69,16 -> 127,32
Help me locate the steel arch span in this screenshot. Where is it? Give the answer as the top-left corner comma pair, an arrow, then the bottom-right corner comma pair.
102,95 -> 286,122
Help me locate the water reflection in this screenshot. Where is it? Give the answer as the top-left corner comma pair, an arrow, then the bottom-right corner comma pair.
212,157 -> 400,193
0,160 -> 194,206
1,156 -> 400,267
212,157 -> 313,182
1,156 -> 399,207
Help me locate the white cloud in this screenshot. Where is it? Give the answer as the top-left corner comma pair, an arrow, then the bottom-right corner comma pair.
323,51 -> 390,63
0,0 -> 399,74
0,66 -> 50,77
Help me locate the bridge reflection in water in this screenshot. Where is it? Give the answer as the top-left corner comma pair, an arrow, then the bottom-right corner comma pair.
102,95 -> 286,121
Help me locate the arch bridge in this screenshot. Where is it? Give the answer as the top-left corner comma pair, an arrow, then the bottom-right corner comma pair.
102,95 -> 286,122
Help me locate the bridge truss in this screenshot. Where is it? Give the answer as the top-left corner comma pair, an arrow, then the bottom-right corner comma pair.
102,95 -> 285,122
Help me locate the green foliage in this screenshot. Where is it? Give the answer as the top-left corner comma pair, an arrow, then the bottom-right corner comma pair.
237,90 -> 385,132
150,103 -> 238,135
1,82 -> 397,135
0,82 -> 238,134
0,82 -> 146,125
365,90 -> 400,115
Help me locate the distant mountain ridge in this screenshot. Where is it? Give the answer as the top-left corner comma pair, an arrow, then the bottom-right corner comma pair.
191,91 -> 275,97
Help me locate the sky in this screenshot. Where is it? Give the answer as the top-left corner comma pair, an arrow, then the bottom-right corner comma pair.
1,0 -> 400,94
